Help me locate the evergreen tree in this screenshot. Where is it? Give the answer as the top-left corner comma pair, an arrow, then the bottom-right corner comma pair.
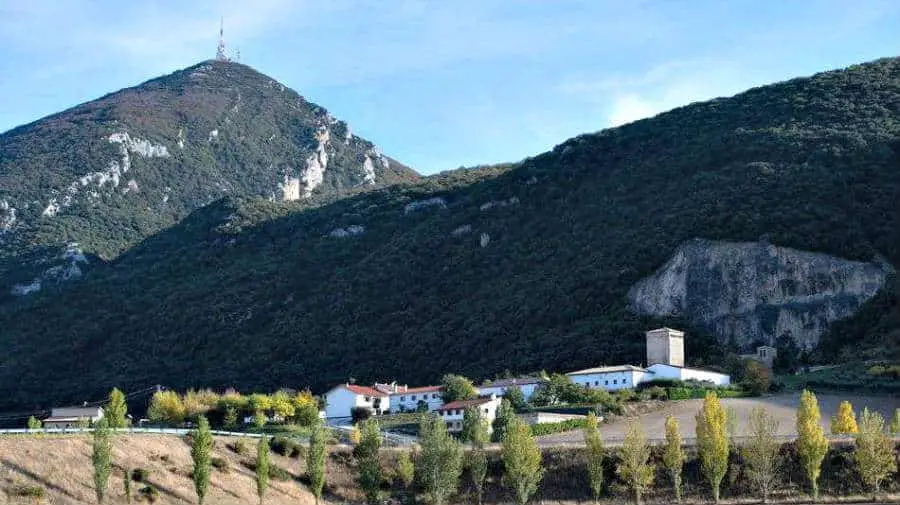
26,415 -> 41,430
742,407 -> 780,502
616,421 -> 654,505
695,392 -> 729,503
92,417 -> 112,504
854,408 -> 897,499
356,419 -> 382,505
256,436 -> 269,505
890,408 -> 900,435
830,400 -> 859,434
417,415 -> 463,505
491,399 -> 516,443
106,388 -> 129,429
191,416 -> 213,504
503,387 -> 527,411
661,415 -> 684,502
123,467 -> 132,504
796,390 -> 829,500
501,417 -> 543,505
308,422 -> 328,503
583,412 -> 604,502
223,406 -> 238,430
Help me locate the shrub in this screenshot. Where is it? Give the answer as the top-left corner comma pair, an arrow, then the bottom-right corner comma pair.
139,485 -> 160,503
228,439 -> 249,455
211,457 -> 229,472
741,360 -> 771,396
270,436 -> 302,458
529,418 -> 589,437
645,386 -> 667,400
269,465 -> 292,481
351,407 -> 373,424
12,484 -> 45,498
131,468 -> 150,482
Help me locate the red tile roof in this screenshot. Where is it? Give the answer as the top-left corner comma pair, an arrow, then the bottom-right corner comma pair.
437,397 -> 493,411
344,384 -> 387,397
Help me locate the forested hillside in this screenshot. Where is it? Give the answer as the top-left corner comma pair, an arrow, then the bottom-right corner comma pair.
0,58 -> 898,410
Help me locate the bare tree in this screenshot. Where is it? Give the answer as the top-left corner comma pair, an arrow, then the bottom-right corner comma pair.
742,407 -> 780,502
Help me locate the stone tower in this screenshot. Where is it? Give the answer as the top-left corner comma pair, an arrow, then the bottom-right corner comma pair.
646,327 -> 685,366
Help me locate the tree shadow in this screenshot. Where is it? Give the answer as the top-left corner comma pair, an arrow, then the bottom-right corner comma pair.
1,458 -> 82,501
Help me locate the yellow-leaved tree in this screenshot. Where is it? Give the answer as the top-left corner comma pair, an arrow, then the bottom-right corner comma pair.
854,408 -> 897,499
830,400 -> 858,434
796,390 -> 829,500
695,392 -> 729,503
661,415 -> 685,502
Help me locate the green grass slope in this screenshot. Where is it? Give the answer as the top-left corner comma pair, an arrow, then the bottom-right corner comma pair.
0,58 -> 899,410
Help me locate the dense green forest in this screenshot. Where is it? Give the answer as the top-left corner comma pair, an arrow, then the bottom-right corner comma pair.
0,58 -> 898,410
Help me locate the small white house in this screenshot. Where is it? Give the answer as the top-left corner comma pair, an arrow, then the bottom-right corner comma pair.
645,364 -> 731,386
43,405 -> 105,429
324,384 -> 389,420
388,385 -> 443,413
566,365 -> 650,391
436,395 -> 501,434
477,377 -> 545,401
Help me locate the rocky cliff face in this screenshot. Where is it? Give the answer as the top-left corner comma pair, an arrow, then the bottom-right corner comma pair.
628,239 -> 894,349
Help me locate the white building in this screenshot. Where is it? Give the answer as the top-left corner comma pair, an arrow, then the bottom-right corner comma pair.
324,384 -> 388,420
566,365 -> 650,391
388,385 -> 444,413
436,395 -> 501,434
477,377 -> 545,401
645,363 -> 731,386
43,405 -> 104,429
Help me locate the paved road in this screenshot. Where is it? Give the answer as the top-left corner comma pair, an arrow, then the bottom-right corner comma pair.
536,392 -> 900,445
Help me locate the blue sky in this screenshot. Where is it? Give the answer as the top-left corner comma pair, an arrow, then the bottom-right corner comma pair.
1,1 -> 899,174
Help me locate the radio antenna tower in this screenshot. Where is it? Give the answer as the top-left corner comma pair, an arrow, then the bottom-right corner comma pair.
215,17 -> 228,61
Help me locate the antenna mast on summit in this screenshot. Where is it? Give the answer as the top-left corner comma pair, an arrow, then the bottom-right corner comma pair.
216,17 -> 228,61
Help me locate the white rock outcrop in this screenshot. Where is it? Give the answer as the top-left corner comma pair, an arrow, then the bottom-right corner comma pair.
628,238 -> 894,349
0,200 -> 16,232
480,196 -> 520,211
404,197 -> 447,214
480,233 -> 490,248
301,127 -> 330,197
451,225 -> 472,236
328,225 -> 365,238
280,175 -> 301,201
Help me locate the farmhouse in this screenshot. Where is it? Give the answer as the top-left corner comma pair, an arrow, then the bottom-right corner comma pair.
436,395 -> 501,434
388,385 -> 443,413
566,328 -> 730,389
43,405 -> 104,429
478,376 -> 545,401
324,384 -> 388,420
566,365 -> 650,390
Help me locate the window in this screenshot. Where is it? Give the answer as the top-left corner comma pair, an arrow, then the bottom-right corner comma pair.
484,408 -> 489,414
613,380 -> 617,385
433,393 -> 438,399
605,380 -> 609,385
364,396 -> 371,402
595,381 -> 599,386
400,396 -> 405,401
623,378 -> 628,384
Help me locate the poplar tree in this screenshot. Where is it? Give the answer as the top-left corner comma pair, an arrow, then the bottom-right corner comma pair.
501,417 -> 543,505
123,467 -> 132,504
356,419 -> 382,505
492,399 -> 516,443
830,400 -> 858,434
796,390 -> 828,500
308,422 -> 328,504
92,417 -> 112,504
854,408 -> 897,499
417,414 -> 463,505
583,412 -> 605,502
661,415 -> 684,502
742,407 -> 780,502
616,422 -> 654,505
890,408 -> 900,435
467,410 -> 490,505
256,436 -> 269,505
695,392 -> 729,503
106,388 -> 128,429
191,416 -> 213,504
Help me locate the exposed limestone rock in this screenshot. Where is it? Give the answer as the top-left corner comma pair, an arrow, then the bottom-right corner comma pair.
452,225 -> 472,236
301,127 -> 330,197
404,197 -> 447,215
177,128 -> 186,149
328,225 -> 365,238
10,242 -> 89,296
208,129 -> 219,142
480,233 -> 490,248
480,196 -> 519,211
0,200 -> 16,232
361,156 -> 377,186
280,174 -> 301,201
627,238 -> 893,350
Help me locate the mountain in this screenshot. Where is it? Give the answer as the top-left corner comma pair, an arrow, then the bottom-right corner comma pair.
1,57 -> 900,410
0,60 -> 418,300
